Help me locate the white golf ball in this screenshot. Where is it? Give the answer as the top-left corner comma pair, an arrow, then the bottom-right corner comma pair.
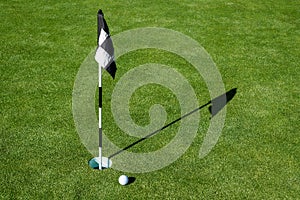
118,175 -> 129,185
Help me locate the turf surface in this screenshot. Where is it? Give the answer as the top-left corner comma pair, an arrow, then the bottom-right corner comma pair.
1,0 -> 299,199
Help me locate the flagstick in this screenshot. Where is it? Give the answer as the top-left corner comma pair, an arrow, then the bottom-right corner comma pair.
98,64 -> 102,170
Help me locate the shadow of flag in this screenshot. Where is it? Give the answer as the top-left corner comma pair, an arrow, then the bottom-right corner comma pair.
209,88 -> 237,117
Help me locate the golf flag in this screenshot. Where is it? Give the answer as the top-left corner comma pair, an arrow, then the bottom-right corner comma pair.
95,9 -> 117,79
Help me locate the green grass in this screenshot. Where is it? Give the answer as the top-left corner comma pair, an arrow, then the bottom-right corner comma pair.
1,0 -> 299,199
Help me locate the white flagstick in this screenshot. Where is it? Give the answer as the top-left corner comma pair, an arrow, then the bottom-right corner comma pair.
98,64 -> 102,170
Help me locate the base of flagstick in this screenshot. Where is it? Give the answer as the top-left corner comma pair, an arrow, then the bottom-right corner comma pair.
88,157 -> 112,170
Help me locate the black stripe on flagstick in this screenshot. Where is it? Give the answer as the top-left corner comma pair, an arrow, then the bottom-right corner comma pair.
99,128 -> 102,148
99,87 -> 102,108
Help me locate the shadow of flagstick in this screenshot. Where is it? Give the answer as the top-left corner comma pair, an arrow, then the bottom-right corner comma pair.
108,88 -> 237,159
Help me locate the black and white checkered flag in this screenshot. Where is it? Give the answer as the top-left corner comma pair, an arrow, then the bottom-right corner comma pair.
95,9 -> 117,79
